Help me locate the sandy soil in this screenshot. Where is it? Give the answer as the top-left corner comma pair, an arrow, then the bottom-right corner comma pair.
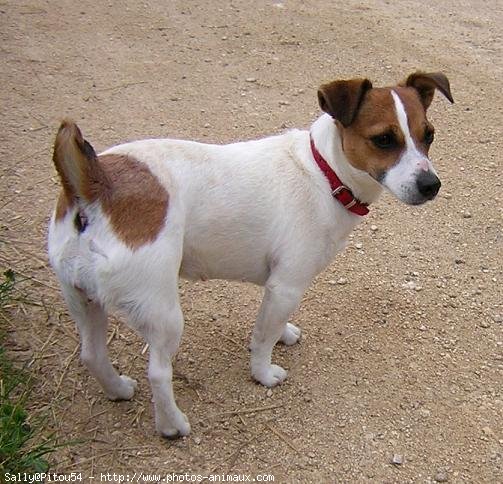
1,0 -> 502,482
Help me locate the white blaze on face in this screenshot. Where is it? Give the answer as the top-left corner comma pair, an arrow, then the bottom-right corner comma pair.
381,90 -> 437,204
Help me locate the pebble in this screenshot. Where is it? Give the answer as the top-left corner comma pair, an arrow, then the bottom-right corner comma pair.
337,277 -> 348,285
279,100 -> 290,106
479,321 -> 490,328
434,470 -> 448,482
402,281 -> 422,291
462,211 -> 472,218
391,454 -> 403,465
370,225 -> 378,232
245,77 -> 257,83
266,389 -> 273,397
194,436 -> 201,445
419,325 -> 427,331
419,408 -> 431,417
492,314 -> 502,323
355,242 -> 363,249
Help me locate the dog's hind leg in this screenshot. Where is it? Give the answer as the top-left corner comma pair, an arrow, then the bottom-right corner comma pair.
132,294 -> 190,438
61,284 -> 137,400
250,275 -> 306,387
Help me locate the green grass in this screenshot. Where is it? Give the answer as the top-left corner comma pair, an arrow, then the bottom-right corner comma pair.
0,269 -> 60,478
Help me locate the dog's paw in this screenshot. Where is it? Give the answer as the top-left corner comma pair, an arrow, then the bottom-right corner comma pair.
156,411 -> 191,439
279,322 -> 301,346
252,364 -> 287,387
106,375 -> 137,401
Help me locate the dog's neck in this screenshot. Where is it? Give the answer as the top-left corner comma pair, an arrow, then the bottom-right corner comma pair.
309,114 -> 383,205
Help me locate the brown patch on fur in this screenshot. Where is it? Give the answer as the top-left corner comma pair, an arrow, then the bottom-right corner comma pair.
394,87 -> 434,155
402,71 -> 454,109
54,190 -> 74,221
97,154 -> 169,249
52,120 -> 169,249
338,86 -> 432,178
318,78 -> 373,127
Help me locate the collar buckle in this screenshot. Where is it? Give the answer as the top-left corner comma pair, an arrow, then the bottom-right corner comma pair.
332,186 -> 357,209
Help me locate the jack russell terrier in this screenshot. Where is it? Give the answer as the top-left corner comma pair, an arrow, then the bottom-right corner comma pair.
48,72 -> 453,438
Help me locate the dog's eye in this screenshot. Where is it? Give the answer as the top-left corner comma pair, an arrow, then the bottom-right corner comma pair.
424,129 -> 435,145
371,133 -> 396,149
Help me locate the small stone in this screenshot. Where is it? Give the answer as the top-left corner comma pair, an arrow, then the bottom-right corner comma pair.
419,408 -> 431,417
245,77 -> 257,83
454,259 -> 465,264
419,325 -> 427,331
402,281 -> 416,290
370,225 -> 378,232
279,100 -> 290,106
492,314 -> 502,323
210,314 -> 218,321
434,470 -> 448,482
328,279 -> 337,285
204,123 -> 211,128
194,436 -> 201,445
462,211 -> 472,219
266,389 -> 273,397
391,454 -> 403,465
337,277 -> 348,285
355,242 -> 363,249
482,426 -> 493,436
308,451 -> 316,459
479,321 -> 490,328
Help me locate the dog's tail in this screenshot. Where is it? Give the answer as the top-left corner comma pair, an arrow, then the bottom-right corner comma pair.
52,119 -> 110,203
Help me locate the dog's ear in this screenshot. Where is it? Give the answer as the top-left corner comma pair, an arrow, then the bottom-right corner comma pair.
403,72 -> 454,109
317,78 -> 372,127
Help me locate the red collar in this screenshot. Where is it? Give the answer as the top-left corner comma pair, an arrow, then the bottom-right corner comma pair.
310,136 -> 369,216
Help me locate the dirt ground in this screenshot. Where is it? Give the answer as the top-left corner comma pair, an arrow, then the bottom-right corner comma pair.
1,0 -> 502,482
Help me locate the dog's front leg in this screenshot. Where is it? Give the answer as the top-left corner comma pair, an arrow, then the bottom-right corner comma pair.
250,279 -> 305,387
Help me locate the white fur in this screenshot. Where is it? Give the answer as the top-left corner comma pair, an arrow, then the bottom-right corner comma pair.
382,91 -> 438,204
48,113 -> 412,437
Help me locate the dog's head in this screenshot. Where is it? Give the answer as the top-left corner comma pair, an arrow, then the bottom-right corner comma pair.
318,72 -> 453,205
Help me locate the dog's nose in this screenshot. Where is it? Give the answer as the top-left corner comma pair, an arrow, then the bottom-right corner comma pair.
416,171 -> 441,199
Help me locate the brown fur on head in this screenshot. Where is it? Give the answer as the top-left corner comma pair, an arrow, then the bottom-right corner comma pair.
317,72 -> 453,180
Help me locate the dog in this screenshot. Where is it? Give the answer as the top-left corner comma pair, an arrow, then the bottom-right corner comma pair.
48,72 -> 453,437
